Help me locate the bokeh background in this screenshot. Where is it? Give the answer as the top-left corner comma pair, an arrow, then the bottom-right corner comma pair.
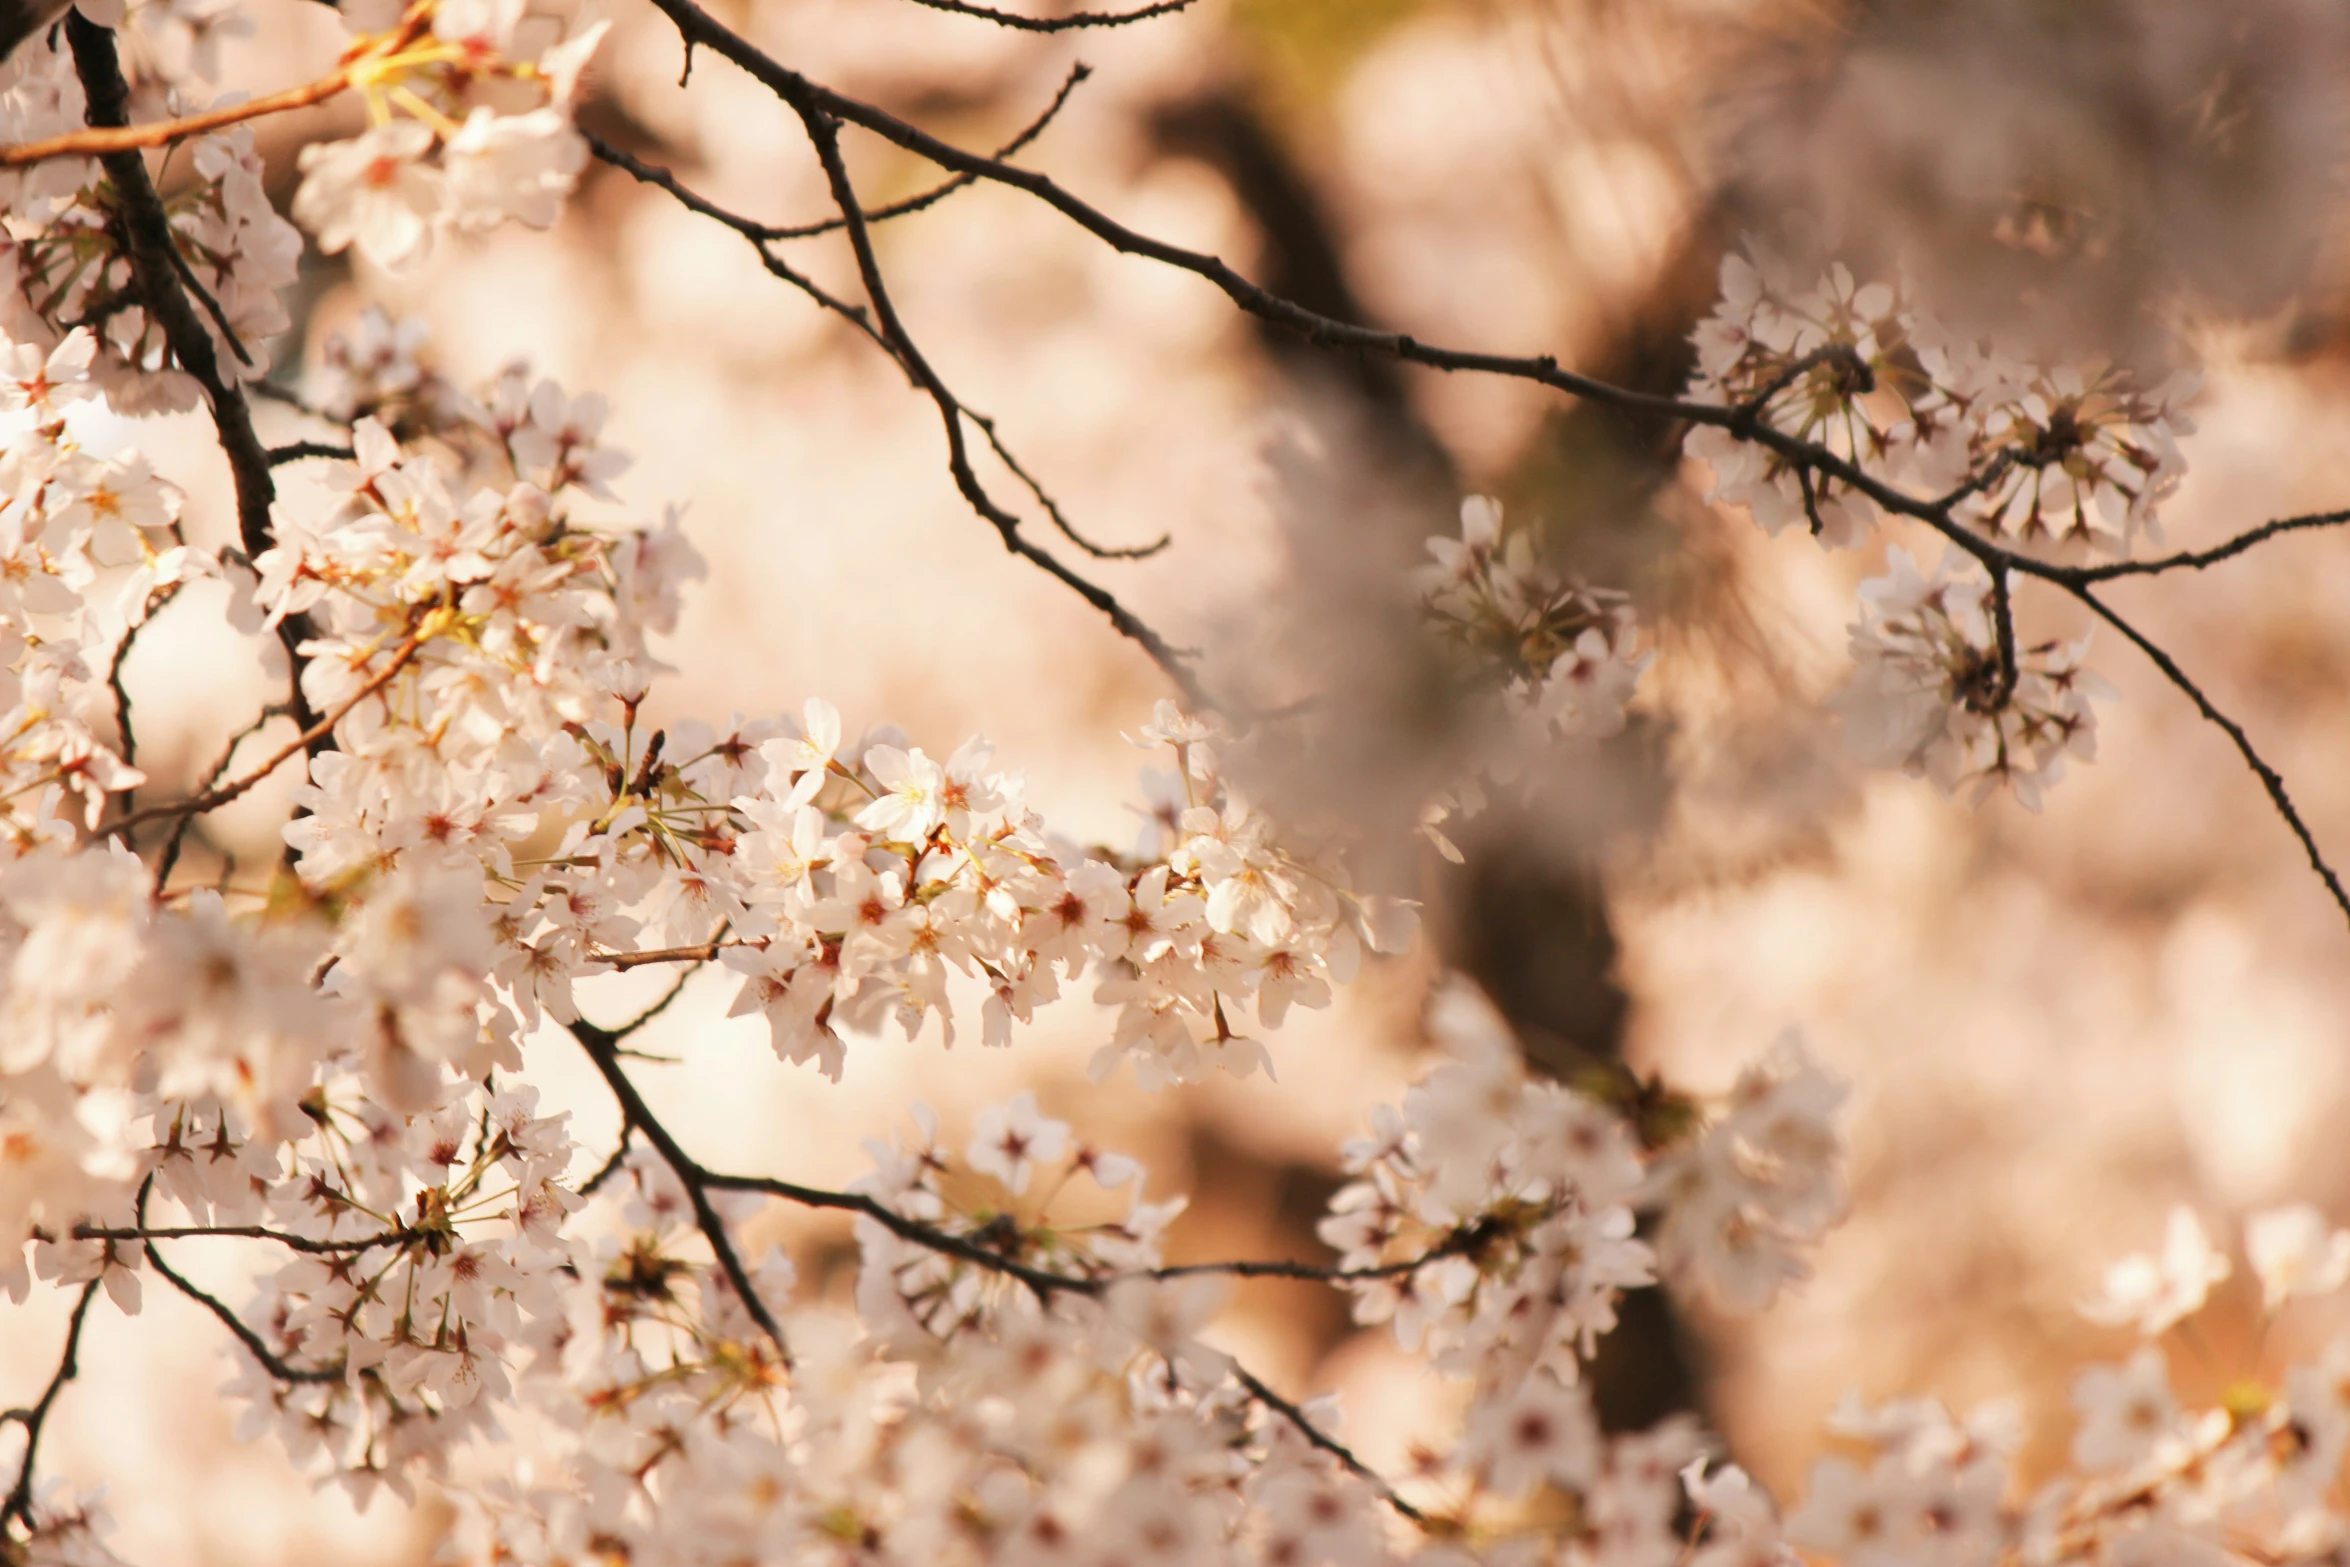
10,0 -> 2350,1559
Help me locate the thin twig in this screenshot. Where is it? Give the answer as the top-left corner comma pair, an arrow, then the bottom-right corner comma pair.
163,239 -> 254,369
0,1282 -> 99,1533
75,1223 -> 431,1256
890,0 -> 1198,30
591,938 -> 751,970
154,701 -> 290,891
580,1128 -> 634,1196
144,1238 -> 345,1384
2068,584 -> 2350,926
105,631 -> 423,839
616,64 -> 1094,244
967,408 -> 1170,560
591,96 -> 1190,655
104,582 -> 182,830
2068,508 -> 2350,582
607,964 -> 702,1038
695,1166 -> 1431,1518
760,63 -> 1093,239
568,1018 -> 793,1360
792,101 -> 1207,702
1233,1364 -> 1428,1524
702,1167 -> 1098,1300
0,60 -> 356,166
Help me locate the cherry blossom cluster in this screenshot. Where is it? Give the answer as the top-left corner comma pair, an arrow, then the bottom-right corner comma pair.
430,1008 -> 1842,1567
848,1093 -> 1186,1345
291,3 -> 606,272
1684,252 -> 2196,559
1413,495 -> 1652,860
1684,258 -> 1956,550
1320,983 -> 1841,1392
1832,547 -> 2114,808
1679,247 -> 2199,812
451,1135 -> 1389,1567
209,1080 -> 582,1506
1767,1204 -> 2350,1567
700,696 -> 1419,1089
0,328 -> 201,839
1418,496 -> 1650,745
307,304 -> 469,430
0,33 -> 296,411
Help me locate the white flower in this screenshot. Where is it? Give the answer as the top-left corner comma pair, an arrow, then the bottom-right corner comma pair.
856,744 -> 948,842
1463,1373 -> 1600,1498
2069,1346 -> 2178,1472
0,328 -> 95,415
2245,1204 -> 2350,1311
2081,1206 -> 2230,1337
443,108 -> 588,233
1835,547 -> 2112,809
292,119 -> 445,271
965,1094 -> 1069,1196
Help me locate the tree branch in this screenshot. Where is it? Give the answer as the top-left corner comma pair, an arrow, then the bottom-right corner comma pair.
789,101 -> 1207,702
630,6 -> 2350,925
66,17 -> 321,737
2066,584 -> 2350,927
2,60 -> 356,166
0,1281 -> 99,1535
1232,1364 -> 1428,1525
267,440 -> 356,467
105,630 -> 423,840
2068,508 -> 2350,582
567,1018 -> 793,1361
890,0 -> 1198,30
75,1223 -> 432,1256
143,1239 -> 345,1385
588,114 -> 1194,676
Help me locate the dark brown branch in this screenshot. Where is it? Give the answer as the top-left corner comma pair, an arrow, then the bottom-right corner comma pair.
105,631 -> 423,839
749,63 -> 1092,242
567,1018 -> 793,1360
1989,563 -> 2018,707
67,17 -> 319,740
605,964 -> 701,1039
641,0 -> 2350,924
1232,1365 -> 1428,1525
267,440 -> 355,466
701,1165 -> 1463,1294
967,408 -> 1170,560
891,0 -> 1197,29
2067,584 -> 2350,926
695,1164 -> 1430,1519
0,1281 -> 98,1534
144,1240 -> 344,1385
75,1223 -> 430,1256
701,1167 -> 1097,1300
582,131 -> 893,360
643,0 -> 1690,415
590,120 -> 1184,633
104,582 -> 181,829
580,1128 -> 634,1196
163,239 -> 253,369
2069,508 -> 2350,582
790,101 -> 1208,703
